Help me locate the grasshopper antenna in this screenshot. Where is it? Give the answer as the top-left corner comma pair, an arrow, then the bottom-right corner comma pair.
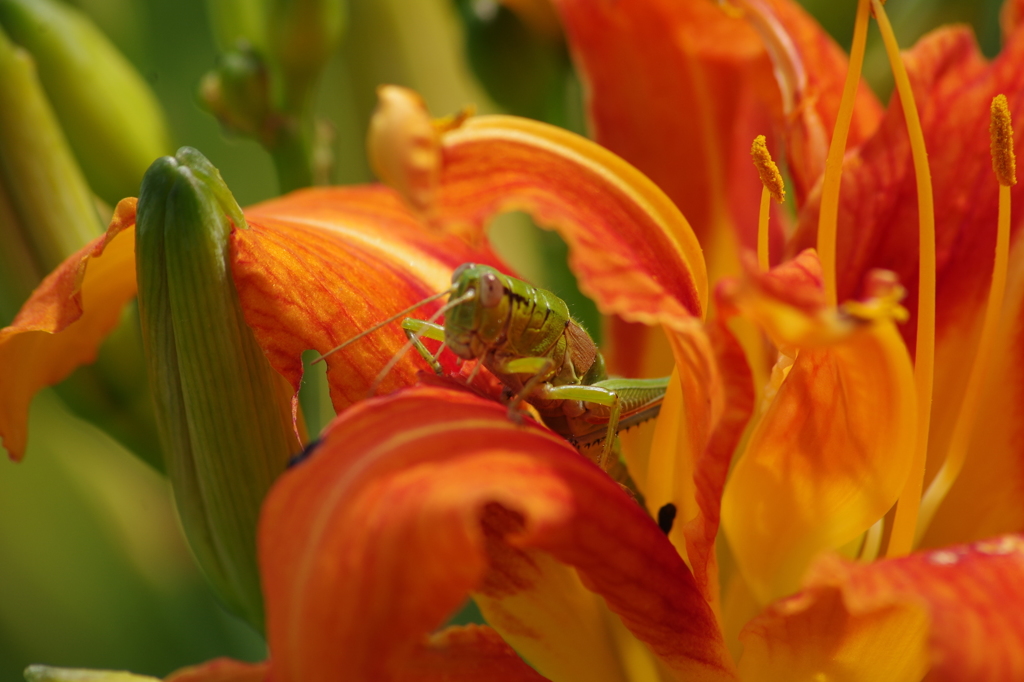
313,285 -> 456,364
366,288 -> 477,397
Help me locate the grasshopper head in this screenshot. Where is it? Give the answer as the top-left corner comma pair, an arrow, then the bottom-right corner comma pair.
445,263 -> 508,359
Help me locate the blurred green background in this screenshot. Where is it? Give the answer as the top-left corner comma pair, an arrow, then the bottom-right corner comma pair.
0,0 -> 1006,678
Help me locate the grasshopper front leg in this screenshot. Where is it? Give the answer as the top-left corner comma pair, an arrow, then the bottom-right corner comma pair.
494,352 -> 622,468
493,355 -> 556,421
400,318 -> 446,375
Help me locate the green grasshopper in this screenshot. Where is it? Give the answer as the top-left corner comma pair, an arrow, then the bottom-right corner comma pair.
399,263 -> 669,469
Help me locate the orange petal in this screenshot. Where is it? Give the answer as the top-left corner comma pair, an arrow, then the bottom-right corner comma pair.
790,25 -> 1024,355
720,262 -> 917,603
260,385 -> 736,682
164,659 -> 268,682
788,25 -> 1024,542
753,0 -> 882,204
1003,0 -> 1024,42
0,198 -> 137,461
233,185 -> 505,412
432,115 -> 707,324
393,625 -> 550,682
921,236 -> 1024,547
739,536 -> 1024,680
644,315 -> 755,610
552,0 -> 879,252
717,249 -> 869,355
682,317 -> 756,605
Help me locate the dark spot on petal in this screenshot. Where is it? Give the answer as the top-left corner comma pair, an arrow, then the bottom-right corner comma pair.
657,503 -> 677,535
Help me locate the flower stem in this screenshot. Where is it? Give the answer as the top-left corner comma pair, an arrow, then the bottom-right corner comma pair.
270,121 -> 314,193
872,0 -> 937,558
817,0 -> 871,308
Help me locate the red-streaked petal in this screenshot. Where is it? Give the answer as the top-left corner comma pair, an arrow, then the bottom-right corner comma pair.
233,185 -> 505,411
921,237 -> 1024,547
739,536 -> 1024,680
717,249 -> 863,356
744,248 -> 826,314
721,314 -> 917,604
0,198 -> 137,461
260,386 -> 736,682
552,0 -> 761,253
393,625 -> 550,682
758,0 -> 882,203
682,319 -> 756,604
1004,0 -> 1024,41
164,659 -> 268,682
644,317 -> 755,609
433,115 -> 707,324
790,25 -> 1024,354
786,24 -> 1024,549
553,0 -> 880,249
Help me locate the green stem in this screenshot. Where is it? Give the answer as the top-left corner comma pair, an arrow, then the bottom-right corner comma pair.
269,120 -> 313,192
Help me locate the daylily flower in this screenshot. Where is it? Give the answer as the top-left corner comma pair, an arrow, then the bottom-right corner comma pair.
6,0 -> 1024,680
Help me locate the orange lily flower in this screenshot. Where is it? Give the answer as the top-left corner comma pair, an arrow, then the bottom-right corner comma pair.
5,1 -> 1024,681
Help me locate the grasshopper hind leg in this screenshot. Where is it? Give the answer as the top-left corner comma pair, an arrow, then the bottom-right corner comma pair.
532,383 -> 622,468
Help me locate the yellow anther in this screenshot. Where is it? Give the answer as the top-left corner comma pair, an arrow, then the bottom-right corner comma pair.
750,135 -> 786,203
990,94 -> 1017,187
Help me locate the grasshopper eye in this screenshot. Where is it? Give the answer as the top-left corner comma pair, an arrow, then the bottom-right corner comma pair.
479,272 -> 504,307
451,263 -> 473,284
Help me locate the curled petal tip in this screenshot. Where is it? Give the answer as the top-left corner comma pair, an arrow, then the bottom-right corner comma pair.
368,85 -> 445,215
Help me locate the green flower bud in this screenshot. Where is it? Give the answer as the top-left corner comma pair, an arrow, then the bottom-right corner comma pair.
265,0 -> 346,113
199,44 -> 275,145
24,666 -> 158,682
205,0 -> 267,52
0,24 -> 99,314
135,147 -> 300,632
0,0 -> 173,206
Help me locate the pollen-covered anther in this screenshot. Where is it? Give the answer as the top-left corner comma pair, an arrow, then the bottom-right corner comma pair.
750,135 -> 786,203
990,94 -> 1017,187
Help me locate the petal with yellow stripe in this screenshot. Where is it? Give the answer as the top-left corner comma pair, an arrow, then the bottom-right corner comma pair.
259,385 -> 736,682
739,536 -> 1024,680
0,198 -> 137,461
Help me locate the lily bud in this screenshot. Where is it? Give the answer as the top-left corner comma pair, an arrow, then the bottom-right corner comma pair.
205,0 -> 267,52
0,0 -> 172,206
199,44 -> 275,145
0,24 -> 99,319
135,147 -> 301,631
265,0 -> 345,113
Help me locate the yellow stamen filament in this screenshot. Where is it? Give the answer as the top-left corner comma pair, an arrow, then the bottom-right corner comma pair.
817,0 -> 872,307
872,0 -> 937,558
751,134 -> 785,270
758,188 -> 771,271
917,95 -> 1015,539
859,516 -> 885,562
